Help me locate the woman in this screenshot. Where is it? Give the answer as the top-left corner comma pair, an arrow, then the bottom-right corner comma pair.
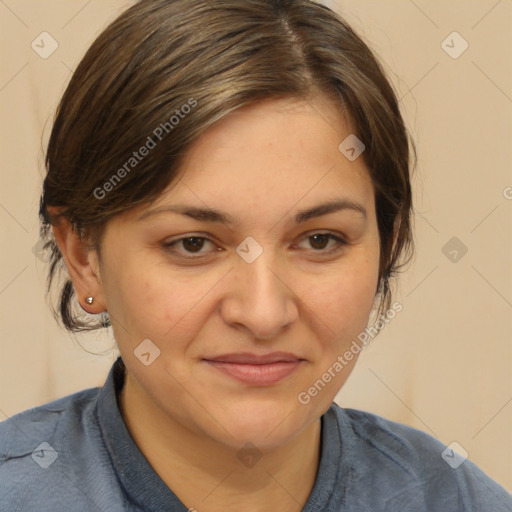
1,0 -> 510,510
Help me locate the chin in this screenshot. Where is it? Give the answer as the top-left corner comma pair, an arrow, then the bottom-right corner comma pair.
209,399 -> 316,450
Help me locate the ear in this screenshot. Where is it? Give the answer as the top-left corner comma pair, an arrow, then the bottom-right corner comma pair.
48,207 -> 106,314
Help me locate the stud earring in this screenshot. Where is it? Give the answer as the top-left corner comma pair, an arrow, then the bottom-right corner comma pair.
86,297 -> 94,305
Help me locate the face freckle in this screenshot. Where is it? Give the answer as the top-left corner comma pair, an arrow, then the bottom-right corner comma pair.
98,94 -> 381,450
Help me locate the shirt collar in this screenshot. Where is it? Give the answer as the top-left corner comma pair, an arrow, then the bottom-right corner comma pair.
96,356 -> 188,511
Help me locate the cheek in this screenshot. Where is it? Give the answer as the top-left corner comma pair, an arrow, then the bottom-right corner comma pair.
302,258 -> 379,341
99,253 -> 172,342
111,263 -> 222,344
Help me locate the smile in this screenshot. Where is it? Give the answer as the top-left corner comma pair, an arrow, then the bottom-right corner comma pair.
202,352 -> 304,386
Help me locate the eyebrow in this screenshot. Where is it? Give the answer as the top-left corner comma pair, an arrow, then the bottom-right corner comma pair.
137,198 -> 367,224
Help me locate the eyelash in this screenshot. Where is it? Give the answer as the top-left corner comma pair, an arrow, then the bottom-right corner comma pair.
162,232 -> 347,260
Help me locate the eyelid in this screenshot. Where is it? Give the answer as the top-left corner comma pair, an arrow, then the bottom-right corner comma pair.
294,231 -> 348,253
162,234 -> 219,257
163,231 -> 348,259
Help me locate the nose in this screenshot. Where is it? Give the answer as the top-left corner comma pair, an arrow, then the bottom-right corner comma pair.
219,249 -> 299,340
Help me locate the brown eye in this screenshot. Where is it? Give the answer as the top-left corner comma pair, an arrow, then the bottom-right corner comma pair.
163,236 -> 217,258
308,234 -> 331,250
181,237 -> 206,252
297,232 -> 346,254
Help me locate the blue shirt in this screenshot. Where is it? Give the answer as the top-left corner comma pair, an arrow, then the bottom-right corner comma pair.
1,357 -> 510,511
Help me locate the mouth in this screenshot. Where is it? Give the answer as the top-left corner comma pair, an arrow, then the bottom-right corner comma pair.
202,352 -> 305,386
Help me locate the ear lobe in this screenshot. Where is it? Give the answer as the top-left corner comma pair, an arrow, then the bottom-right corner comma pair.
49,212 -> 106,314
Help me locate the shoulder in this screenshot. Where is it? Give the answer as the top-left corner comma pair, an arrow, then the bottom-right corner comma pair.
0,387 -> 110,511
327,404 -> 512,511
0,386 -> 100,457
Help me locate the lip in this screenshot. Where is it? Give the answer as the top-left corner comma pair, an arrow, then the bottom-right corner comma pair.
203,352 -> 305,386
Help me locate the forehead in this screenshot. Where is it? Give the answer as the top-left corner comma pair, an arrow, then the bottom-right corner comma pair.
143,95 -> 374,218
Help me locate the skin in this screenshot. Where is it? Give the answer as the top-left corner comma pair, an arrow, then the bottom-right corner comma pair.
51,94 -> 381,512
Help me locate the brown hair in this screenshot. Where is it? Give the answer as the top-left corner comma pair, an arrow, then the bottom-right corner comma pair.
39,0 -> 414,332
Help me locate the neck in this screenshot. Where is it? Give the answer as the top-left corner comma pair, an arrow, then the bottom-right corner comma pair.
119,371 -> 322,512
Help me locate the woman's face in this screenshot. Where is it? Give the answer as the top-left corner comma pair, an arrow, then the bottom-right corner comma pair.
94,95 -> 380,450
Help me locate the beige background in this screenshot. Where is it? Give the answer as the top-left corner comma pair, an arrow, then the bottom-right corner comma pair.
1,0 -> 511,491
